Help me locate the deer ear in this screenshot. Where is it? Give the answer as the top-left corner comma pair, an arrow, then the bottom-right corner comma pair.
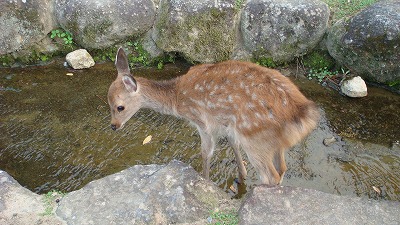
115,47 -> 130,76
122,75 -> 137,93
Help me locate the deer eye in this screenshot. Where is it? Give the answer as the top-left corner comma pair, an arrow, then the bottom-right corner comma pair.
117,106 -> 125,112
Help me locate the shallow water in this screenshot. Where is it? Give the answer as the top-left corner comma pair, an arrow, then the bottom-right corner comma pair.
0,60 -> 399,200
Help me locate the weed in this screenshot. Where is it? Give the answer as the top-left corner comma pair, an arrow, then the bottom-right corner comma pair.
234,0 -> 245,11
303,51 -> 335,71
255,57 -> 277,68
307,67 -> 337,82
92,47 -> 118,62
126,41 -> 176,69
388,80 -> 400,87
321,0 -> 378,22
41,190 -> 66,216
50,29 -> 74,45
208,210 -> 238,225
127,41 -> 151,67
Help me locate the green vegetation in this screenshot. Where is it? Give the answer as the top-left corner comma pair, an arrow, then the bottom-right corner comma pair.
92,47 -> 118,62
307,66 -> 350,83
41,190 -> 66,216
302,50 -> 343,82
208,210 -> 238,225
255,57 -> 277,68
321,0 -> 378,22
0,55 -> 15,67
303,51 -> 335,71
234,0 -> 245,11
307,67 -> 337,82
91,40 -> 176,69
50,29 -> 74,46
388,80 -> 400,87
127,41 -> 152,67
127,41 -> 175,69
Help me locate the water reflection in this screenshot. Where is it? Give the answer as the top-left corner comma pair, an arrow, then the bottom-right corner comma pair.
0,60 -> 399,201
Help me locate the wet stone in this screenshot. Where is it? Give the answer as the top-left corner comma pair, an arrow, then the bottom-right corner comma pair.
340,76 -> 368,98
66,49 -> 95,69
239,185 -> 400,225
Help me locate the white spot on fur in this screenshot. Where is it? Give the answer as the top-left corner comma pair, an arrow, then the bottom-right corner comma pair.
268,109 -> 274,119
246,103 -> 255,109
227,95 -> 233,103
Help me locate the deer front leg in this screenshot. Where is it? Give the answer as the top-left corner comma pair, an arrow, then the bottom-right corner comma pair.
227,137 -> 247,184
198,130 -> 215,180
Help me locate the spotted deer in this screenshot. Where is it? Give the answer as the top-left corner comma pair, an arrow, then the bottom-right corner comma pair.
108,48 -> 319,185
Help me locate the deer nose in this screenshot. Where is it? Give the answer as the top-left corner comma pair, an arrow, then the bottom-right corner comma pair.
111,124 -> 117,131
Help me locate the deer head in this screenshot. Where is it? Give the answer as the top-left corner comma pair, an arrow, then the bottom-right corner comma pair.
107,48 -> 143,130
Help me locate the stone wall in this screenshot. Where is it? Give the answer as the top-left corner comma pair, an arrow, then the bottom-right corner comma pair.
0,0 -> 399,84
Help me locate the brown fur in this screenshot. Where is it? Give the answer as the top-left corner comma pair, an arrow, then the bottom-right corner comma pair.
108,48 -> 320,185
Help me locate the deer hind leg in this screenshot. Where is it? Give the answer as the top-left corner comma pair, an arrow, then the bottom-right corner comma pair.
227,136 -> 247,184
274,149 -> 287,185
242,142 -> 281,185
198,130 -> 216,180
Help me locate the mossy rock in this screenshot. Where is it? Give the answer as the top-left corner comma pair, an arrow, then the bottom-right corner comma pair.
0,0 -> 55,55
326,0 -> 400,84
153,0 -> 239,63
54,0 -> 156,50
241,0 -> 330,63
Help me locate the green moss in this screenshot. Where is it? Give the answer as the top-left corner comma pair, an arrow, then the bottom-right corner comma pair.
0,55 -> 15,67
303,50 -> 335,70
209,210 -> 239,225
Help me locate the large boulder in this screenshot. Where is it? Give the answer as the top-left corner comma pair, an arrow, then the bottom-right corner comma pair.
327,0 -> 400,84
56,160 -> 238,224
54,0 -> 156,49
152,0 -> 240,63
0,0 -> 56,55
239,185 -> 400,225
240,0 -> 329,62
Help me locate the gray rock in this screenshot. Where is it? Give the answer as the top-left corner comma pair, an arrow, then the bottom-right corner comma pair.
327,0 -> 400,84
240,0 -> 329,62
239,185 -> 400,225
341,76 -> 368,97
142,30 -> 164,58
0,170 -> 65,225
152,0 -> 239,63
56,160 -> 237,225
0,0 -> 56,54
66,49 -> 95,69
55,0 -> 156,49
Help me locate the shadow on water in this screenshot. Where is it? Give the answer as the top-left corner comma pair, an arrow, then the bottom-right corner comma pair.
0,60 -> 399,201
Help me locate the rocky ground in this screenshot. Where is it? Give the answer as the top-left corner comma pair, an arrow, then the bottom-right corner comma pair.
1,160 -> 399,225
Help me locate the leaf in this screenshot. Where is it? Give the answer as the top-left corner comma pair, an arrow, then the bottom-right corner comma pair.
229,185 -> 237,193
142,135 -> 152,145
372,186 -> 381,194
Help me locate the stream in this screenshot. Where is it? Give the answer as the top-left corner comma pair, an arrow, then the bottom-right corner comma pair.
0,59 -> 399,201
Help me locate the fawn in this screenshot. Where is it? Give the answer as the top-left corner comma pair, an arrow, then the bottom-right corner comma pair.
108,48 -> 319,185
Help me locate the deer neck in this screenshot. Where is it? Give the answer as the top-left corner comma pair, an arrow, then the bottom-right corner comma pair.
137,77 -> 179,116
